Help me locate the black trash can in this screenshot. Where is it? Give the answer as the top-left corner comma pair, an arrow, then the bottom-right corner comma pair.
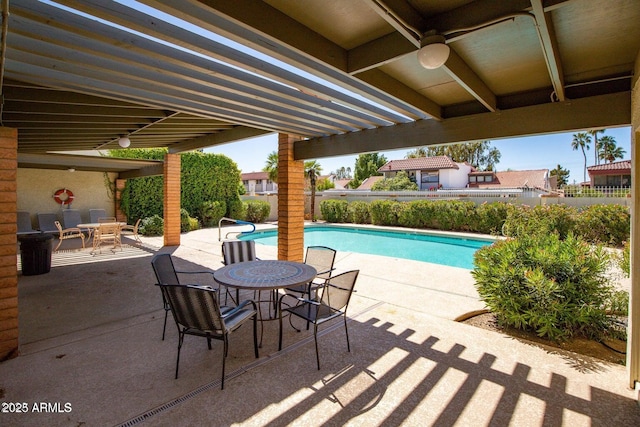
19,233 -> 53,276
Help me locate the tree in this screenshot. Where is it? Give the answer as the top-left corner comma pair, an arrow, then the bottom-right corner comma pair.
550,164 -> 570,187
421,141 -> 501,170
571,132 -> 591,183
588,129 -> 605,165
405,147 -> 427,158
598,135 -> 626,163
263,151 -> 278,183
371,171 -> 418,191
333,166 -> 352,179
351,153 -> 387,188
305,160 -> 322,222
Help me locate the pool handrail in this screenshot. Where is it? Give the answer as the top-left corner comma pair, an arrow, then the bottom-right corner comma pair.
218,217 -> 256,241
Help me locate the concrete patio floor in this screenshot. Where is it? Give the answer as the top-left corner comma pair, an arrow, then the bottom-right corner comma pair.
1,225 -> 639,426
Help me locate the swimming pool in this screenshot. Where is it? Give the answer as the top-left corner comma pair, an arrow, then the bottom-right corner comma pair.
239,225 -> 494,269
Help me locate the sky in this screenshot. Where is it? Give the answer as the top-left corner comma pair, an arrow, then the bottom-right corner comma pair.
205,126 -> 632,185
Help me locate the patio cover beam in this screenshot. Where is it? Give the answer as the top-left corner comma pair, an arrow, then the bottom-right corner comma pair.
294,91 -> 631,160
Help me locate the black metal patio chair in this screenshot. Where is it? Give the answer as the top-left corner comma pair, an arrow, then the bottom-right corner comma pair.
151,253 -> 219,340
157,283 -> 258,389
278,270 -> 359,370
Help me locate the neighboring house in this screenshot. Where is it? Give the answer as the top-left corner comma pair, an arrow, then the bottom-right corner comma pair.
356,175 -> 384,190
377,156 -> 474,190
468,169 -> 553,191
587,160 -> 631,188
241,171 -> 277,194
318,174 -> 351,190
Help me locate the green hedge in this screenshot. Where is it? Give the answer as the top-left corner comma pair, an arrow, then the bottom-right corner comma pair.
319,199 -> 630,246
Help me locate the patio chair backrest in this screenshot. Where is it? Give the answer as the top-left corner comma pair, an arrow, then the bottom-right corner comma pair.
319,270 -> 359,312
222,240 -> 257,265
89,209 -> 107,223
62,209 -> 83,229
37,213 -> 59,233
17,211 -> 36,234
151,253 -> 181,285
159,283 -> 226,334
305,246 -> 337,281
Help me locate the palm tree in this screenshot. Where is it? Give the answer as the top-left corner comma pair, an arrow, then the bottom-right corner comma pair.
304,160 -> 322,222
588,129 -> 605,165
263,151 -> 278,183
571,132 -> 591,183
598,135 -> 626,163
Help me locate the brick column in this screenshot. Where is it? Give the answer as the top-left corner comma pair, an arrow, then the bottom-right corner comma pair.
115,178 -> 126,222
163,153 -> 181,246
277,133 -> 304,261
0,127 -> 18,360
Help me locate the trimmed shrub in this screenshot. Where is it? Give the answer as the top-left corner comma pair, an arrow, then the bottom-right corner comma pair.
471,202 -> 509,234
244,200 -> 271,223
180,208 -> 192,233
139,215 -> 164,236
432,200 -> 476,231
227,199 -> 245,220
501,204 -> 576,239
398,200 -> 436,228
347,201 -> 371,224
574,204 -> 630,246
320,199 -> 349,223
369,200 -> 403,226
189,217 -> 200,231
199,200 -> 227,228
472,232 -> 614,341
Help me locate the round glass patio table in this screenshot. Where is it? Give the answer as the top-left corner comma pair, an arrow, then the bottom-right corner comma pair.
214,260 -> 317,347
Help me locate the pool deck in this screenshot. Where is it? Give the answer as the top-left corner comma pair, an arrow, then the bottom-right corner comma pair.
1,223 -> 638,426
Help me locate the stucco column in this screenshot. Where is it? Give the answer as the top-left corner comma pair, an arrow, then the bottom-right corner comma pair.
277,133 -> 304,261
0,127 -> 18,360
629,51 -> 640,391
163,153 -> 181,246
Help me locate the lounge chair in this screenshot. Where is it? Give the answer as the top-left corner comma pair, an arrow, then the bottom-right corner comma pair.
17,211 -> 38,235
89,209 -> 107,223
37,213 -> 60,235
63,209 -> 91,238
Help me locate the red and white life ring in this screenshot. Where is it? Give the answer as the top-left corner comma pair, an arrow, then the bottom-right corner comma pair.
53,188 -> 75,205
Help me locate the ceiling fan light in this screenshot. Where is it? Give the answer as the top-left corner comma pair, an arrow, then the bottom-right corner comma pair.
417,41 -> 450,69
118,136 -> 131,148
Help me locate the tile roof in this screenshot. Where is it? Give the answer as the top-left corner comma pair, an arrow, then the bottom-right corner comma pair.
356,175 -> 384,190
241,171 -> 269,180
378,156 -> 459,172
587,160 -> 631,172
472,169 -> 549,189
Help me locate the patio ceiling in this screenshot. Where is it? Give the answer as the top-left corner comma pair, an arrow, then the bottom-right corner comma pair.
1,0 -> 638,160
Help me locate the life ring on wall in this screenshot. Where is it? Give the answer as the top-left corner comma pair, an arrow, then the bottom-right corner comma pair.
53,188 -> 75,205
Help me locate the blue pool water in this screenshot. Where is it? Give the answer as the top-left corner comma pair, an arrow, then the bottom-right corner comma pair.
239,225 -> 493,269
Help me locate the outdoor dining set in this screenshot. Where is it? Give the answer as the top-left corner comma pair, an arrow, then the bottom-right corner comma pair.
151,241 -> 360,389
17,208 -> 141,254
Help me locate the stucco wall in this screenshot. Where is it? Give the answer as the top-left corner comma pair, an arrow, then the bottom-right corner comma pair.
17,168 -> 117,228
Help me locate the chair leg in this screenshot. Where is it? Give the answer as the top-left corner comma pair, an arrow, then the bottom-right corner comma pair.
344,315 -> 350,353
253,313 -> 259,358
162,307 -> 169,341
175,331 -> 185,379
314,323 -> 321,370
54,238 -> 62,252
221,337 -> 228,390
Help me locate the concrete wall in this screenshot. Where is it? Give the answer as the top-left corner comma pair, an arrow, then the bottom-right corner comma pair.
17,168 -> 117,229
